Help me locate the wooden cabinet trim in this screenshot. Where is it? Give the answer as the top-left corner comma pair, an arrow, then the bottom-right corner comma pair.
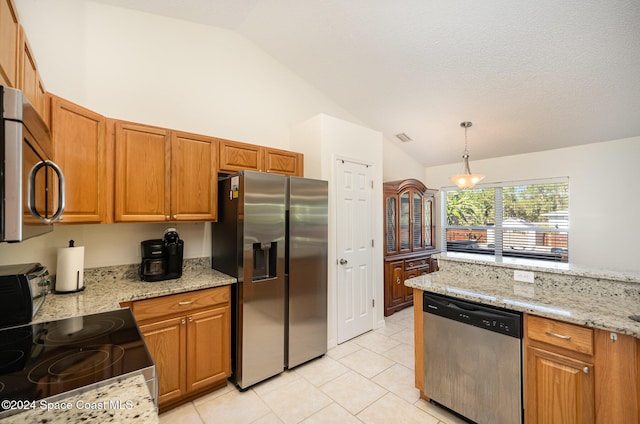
413,288 -> 424,393
132,286 -> 230,322
593,329 -> 639,423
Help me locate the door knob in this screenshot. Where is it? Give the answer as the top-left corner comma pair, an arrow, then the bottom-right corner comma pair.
339,258 -> 348,265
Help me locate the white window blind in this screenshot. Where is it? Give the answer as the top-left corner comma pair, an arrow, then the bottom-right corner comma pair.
444,179 -> 569,263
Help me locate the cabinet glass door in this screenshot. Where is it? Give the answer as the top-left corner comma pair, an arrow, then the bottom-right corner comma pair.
412,191 -> 423,250
424,197 -> 433,248
385,197 -> 396,254
399,191 -> 410,251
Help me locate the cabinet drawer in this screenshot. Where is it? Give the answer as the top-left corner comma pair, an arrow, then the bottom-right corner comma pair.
133,286 -> 230,322
405,257 -> 430,270
527,315 -> 593,356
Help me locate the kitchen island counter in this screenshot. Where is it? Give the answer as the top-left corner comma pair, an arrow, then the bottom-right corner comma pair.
406,253 -> 640,337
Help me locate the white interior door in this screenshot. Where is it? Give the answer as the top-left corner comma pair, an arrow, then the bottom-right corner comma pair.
336,159 -> 373,343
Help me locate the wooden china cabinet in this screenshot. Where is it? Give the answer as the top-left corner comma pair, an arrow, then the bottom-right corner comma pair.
383,179 -> 438,316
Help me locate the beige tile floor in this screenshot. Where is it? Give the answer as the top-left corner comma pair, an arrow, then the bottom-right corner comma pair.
159,307 -> 467,424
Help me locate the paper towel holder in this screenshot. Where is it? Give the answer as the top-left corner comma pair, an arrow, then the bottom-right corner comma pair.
54,239 -> 85,294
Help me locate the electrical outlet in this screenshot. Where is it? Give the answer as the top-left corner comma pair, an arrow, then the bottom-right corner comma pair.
514,270 -> 535,283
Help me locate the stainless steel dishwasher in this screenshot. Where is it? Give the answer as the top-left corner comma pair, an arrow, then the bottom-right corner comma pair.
423,292 -> 523,424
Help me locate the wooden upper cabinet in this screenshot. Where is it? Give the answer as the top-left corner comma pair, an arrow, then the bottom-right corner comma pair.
218,139 -> 263,173
114,122 -> 170,222
218,139 -> 304,176
0,0 -> 19,87
50,95 -> 107,223
384,179 -> 436,255
113,122 -> 219,223
18,25 -> 47,121
264,147 -> 303,176
170,131 -> 217,221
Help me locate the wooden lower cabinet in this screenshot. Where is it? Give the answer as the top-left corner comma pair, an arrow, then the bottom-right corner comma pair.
131,286 -> 231,412
386,260 -> 405,311
524,314 -> 640,424
139,316 -> 187,405
384,252 -> 436,316
525,314 -> 595,424
186,306 -> 231,392
525,346 -> 594,423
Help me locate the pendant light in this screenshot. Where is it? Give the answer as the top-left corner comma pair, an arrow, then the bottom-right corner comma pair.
449,121 -> 485,189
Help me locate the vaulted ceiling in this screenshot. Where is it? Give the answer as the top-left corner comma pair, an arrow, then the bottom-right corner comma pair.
90,0 -> 640,166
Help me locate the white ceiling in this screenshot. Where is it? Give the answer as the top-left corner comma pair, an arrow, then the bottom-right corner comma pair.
90,0 -> 640,166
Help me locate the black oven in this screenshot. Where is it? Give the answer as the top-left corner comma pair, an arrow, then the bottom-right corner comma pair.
1,85 -> 65,243
0,309 -> 157,419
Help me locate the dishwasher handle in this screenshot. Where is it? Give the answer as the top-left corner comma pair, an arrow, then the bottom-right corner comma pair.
423,292 -> 522,338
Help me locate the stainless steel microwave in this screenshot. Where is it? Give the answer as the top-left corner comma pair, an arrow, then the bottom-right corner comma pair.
1,85 -> 65,242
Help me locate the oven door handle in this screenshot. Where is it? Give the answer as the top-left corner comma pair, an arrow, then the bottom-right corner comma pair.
28,160 -> 66,224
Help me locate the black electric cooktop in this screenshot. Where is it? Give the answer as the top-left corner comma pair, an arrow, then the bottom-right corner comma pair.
0,309 -> 156,417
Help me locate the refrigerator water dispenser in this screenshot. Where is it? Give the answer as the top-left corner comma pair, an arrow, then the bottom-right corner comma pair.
253,242 -> 277,281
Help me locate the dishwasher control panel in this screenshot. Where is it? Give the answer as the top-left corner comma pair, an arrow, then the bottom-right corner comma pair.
423,292 -> 522,338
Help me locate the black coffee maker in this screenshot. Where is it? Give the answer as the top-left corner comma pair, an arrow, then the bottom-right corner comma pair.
140,228 -> 184,282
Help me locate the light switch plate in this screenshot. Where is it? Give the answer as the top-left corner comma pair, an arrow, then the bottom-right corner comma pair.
514,270 -> 535,283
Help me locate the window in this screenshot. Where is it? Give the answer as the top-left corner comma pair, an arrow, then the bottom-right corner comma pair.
443,179 -> 569,262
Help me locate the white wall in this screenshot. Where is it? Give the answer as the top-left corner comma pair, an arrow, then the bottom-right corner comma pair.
425,136 -> 640,272
382,137 -> 426,182
2,0 -> 362,272
292,114 -> 385,347
16,0 -> 358,146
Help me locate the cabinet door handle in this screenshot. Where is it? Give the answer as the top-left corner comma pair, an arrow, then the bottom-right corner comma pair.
189,316 -> 193,323
181,318 -> 186,325
178,300 -> 194,306
582,366 -> 589,374
408,262 -> 414,267
545,331 -> 571,340
396,277 -> 401,284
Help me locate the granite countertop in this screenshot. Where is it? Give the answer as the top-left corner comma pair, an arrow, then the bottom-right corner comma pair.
34,258 -> 237,323
18,258 -> 235,423
3,375 -> 158,424
406,255 -> 640,338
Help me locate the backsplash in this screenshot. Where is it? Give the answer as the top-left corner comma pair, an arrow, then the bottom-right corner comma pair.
83,257 -> 211,285
436,254 -> 640,303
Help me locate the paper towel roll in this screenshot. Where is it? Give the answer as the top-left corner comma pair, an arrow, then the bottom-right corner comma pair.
56,240 -> 85,293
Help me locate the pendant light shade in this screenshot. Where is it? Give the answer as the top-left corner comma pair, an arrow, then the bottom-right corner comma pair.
449,121 -> 485,189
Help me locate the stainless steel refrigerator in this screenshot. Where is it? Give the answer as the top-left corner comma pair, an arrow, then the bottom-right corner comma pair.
212,171 -> 328,389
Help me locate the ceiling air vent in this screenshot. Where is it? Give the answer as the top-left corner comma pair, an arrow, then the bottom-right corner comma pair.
395,133 -> 412,142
